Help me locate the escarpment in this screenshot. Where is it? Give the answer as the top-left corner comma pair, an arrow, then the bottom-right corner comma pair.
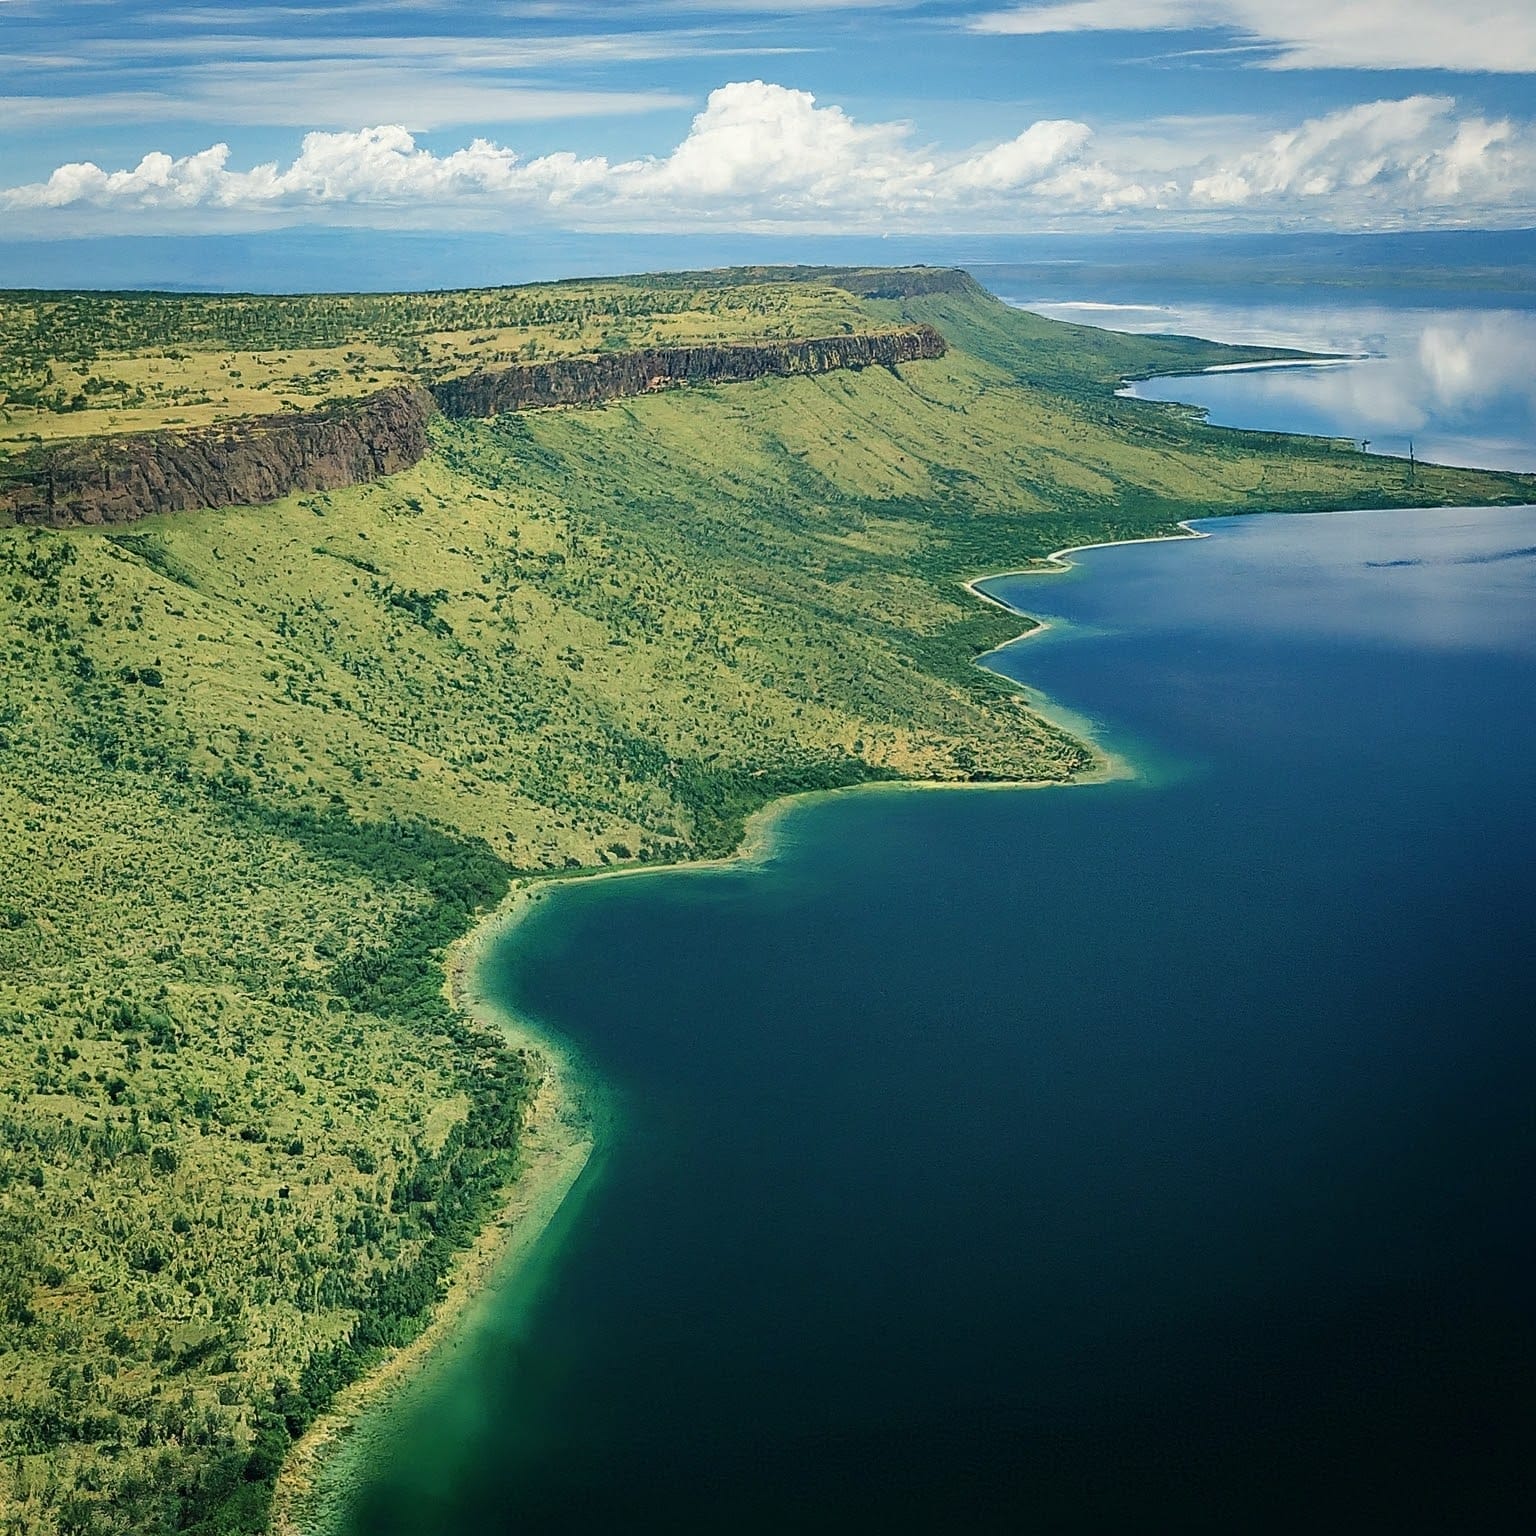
1,385 -> 434,528
429,325 -> 947,418
1,325 -> 945,528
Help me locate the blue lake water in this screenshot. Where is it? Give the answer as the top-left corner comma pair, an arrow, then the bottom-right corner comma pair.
342,315 -> 1536,1533
1021,297 -> 1536,473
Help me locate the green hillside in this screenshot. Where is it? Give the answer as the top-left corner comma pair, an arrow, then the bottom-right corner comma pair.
1,271 -> 1530,1536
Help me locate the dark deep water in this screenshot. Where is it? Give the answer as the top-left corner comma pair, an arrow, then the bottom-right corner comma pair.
340,376 -> 1536,1532
343,503 -> 1536,1534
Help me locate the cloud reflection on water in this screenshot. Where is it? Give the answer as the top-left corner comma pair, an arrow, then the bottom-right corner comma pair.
1022,298 -> 1536,471
1029,506 -> 1536,660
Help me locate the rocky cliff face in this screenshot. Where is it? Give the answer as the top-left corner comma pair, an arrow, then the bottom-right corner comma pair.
0,385 -> 433,528
431,325 -> 946,418
2,325 -> 946,527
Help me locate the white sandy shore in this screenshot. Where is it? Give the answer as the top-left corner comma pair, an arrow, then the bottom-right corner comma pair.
956,521 -> 1210,776
962,521 -> 1208,646
967,519 -> 1208,592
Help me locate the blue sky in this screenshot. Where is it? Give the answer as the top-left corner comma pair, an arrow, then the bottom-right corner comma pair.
2,0 -> 1533,245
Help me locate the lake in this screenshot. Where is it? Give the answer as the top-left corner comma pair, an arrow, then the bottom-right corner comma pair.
338,300 -> 1536,1534
1025,296 -> 1536,473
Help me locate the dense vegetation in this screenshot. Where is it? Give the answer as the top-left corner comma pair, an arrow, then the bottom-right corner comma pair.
1,269 -> 1531,1535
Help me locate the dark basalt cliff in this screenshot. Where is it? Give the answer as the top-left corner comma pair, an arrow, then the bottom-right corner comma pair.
0,385 -> 434,528
431,325 -> 946,418
2,325 -> 945,527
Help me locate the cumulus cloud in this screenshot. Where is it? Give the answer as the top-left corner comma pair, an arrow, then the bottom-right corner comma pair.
1187,96 -> 1531,216
968,0 -> 1536,74
8,130 -> 564,211
1,82 -> 1100,227
625,82 -> 928,208
18,145 -> 237,209
947,120 -> 1094,192
3,81 -> 1532,233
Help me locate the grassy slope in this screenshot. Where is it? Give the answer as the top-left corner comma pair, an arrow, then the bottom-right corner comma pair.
864,277 -> 1305,389
1,274 -> 1531,1536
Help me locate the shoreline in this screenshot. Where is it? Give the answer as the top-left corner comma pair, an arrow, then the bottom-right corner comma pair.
963,518 -> 1209,597
269,899 -> 600,1536
271,521 -> 1173,1532
268,795 -> 800,1535
960,521 -> 1208,768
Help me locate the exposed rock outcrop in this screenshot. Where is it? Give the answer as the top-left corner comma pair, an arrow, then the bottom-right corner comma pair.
0,385 -> 433,528
431,325 -> 946,418
1,325 -> 946,528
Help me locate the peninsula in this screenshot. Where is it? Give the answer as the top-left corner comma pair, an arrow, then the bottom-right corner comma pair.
1,267 -> 1530,1536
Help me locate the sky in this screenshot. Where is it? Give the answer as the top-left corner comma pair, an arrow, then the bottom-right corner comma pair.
1,0 -> 1533,261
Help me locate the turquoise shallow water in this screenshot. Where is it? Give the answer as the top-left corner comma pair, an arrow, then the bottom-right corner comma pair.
342,498 -> 1536,1534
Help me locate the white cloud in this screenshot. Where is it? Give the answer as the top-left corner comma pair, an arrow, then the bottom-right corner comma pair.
975,0 -> 1196,33
1033,160 -> 1168,208
1,69 -> 688,131
6,126 -> 621,212
637,0 -> 918,9
0,92 -> 188,127
968,0 -> 1536,74
58,27 -> 810,69
625,81 -> 925,206
1187,96 -> 1531,216
2,81 -> 1532,233
2,82 -> 1096,226
3,24 -> 804,130
947,120 -> 1093,192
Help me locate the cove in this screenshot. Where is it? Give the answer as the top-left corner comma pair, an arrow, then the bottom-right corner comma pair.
337,497 -> 1536,1534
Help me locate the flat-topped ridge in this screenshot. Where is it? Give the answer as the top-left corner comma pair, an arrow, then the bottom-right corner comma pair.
431,324 -> 945,418
1,325 -> 945,528
0,385 -> 433,527
573,266 -> 982,300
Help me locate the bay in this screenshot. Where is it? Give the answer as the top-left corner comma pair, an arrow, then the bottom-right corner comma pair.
340,307 -> 1536,1533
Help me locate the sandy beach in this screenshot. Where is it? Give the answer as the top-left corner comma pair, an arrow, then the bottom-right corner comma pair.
964,518 -> 1208,595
